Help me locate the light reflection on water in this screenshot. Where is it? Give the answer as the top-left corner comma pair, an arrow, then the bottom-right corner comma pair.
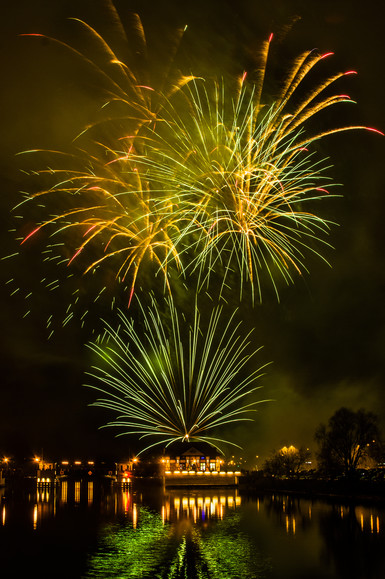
1,481 -> 385,578
81,486 -> 267,579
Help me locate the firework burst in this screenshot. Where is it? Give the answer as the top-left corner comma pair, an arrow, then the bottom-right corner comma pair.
146,43 -> 383,301
86,297 -> 269,453
9,4 -> 194,328
14,32 -> 382,317
16,144 -> 185,308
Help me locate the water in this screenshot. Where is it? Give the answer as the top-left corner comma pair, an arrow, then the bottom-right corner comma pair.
1,480 -> 384,578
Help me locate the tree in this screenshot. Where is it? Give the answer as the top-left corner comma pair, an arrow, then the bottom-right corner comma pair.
263,445 -> 311,478
314,407 -> 380,477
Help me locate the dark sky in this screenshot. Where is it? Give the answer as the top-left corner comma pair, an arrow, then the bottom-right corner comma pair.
0,0 -> 384,465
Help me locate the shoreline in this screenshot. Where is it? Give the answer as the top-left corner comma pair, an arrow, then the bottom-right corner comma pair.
2,472 -> 385,504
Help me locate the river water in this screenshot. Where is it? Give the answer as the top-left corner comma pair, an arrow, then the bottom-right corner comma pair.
1,480 -> 384,578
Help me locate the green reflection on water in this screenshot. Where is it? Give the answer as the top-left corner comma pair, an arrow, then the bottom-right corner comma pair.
83,507 -> 173,578
83,507 -> 271,578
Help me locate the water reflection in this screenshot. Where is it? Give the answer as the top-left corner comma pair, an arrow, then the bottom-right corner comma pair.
83,492 -> 270,579
1,481 -> 385,578
163,490 -> 241,523
318,503 -> 384,579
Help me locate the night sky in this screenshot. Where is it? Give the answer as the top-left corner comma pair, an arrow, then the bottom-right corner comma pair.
0,0 -> 384,465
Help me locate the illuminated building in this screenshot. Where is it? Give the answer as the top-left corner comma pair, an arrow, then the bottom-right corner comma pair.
161,442 -> 241,486
162,442 -> 223,473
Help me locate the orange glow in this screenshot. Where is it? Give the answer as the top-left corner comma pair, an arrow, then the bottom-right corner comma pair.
33,505 -> 38,530
123,491 -> 130,513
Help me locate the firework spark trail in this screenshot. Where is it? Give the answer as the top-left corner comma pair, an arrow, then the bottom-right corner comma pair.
24,5 -> 194,137
86,296 -> 269,453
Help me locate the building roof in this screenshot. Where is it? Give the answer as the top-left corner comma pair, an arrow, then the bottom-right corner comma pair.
163,440 -> 222,458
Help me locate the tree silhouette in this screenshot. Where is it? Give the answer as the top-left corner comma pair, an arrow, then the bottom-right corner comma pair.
263,445 -> 311,478
314,407 -> 380,477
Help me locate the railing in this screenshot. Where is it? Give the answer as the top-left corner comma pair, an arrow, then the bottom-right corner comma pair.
163,470 -> 241,486
164,470 -> 241,476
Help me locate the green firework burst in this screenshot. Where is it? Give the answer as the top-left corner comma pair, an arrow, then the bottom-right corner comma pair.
86,297 -> 269,453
